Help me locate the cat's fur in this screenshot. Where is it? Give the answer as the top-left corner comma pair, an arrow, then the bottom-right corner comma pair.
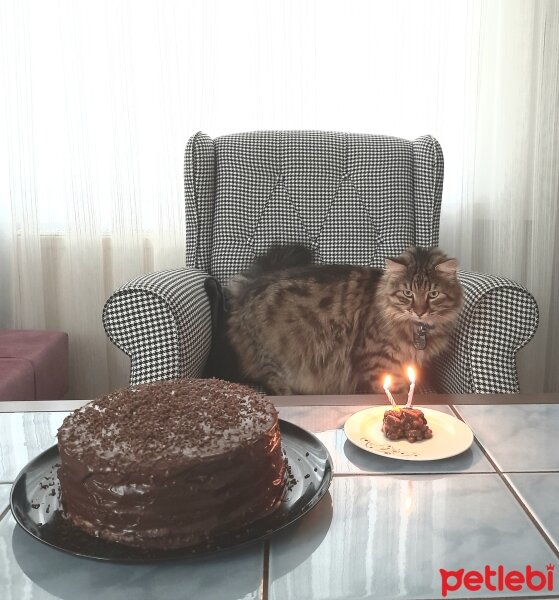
225,245 -> 462,395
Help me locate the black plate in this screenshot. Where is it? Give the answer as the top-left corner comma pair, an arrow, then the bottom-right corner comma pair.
10,419 -> 333,562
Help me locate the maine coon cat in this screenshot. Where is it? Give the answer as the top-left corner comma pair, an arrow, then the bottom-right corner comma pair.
225,245 -> 463,395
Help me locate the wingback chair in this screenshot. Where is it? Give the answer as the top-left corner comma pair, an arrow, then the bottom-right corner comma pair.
103,131 -> 539,393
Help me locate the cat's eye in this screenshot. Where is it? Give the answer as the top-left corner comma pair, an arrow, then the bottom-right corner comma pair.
428,291 -> 439,299
402,289 -> 413,298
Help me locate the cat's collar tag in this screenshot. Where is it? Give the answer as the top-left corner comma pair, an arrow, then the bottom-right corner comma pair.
413,321 -> 433,350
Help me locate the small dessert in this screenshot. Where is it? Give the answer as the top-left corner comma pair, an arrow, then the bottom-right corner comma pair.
57,378 -> 286,550
382,407 -> 433,442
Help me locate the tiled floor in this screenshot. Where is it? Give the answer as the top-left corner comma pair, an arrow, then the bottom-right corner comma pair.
506,473 -> 559,550
269,474 -> 559,599
2,406 -> 559,600
0,483 -> 10,514
0,412 -> 69,482
0,511 -> 264,600
454,405 -> 559,472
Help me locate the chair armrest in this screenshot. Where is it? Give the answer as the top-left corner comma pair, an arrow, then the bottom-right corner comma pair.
102,268 -> 212,386
432,271 -> 539,393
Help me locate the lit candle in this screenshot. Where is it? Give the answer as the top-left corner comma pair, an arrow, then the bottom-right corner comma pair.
406,366 -> 416,408
383,375 -> 399,410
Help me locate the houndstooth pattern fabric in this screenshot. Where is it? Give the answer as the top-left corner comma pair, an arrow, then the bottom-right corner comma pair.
432,271 -> 539,393
190,131 -> 444,283
184,132 -> 215,273
413,136 -> 443,247
104,129 -> 538,391
103,268 -> 212,386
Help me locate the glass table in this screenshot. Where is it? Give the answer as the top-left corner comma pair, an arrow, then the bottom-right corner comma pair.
1,393 -> 558,600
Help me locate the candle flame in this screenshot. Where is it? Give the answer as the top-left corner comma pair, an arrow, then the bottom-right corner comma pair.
407,366 -> 416,383
383,374 -> 392,390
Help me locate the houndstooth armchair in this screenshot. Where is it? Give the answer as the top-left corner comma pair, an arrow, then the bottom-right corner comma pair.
103,131 -> 539,393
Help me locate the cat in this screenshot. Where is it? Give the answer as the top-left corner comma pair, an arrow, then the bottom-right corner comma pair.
225,245 -> 463,395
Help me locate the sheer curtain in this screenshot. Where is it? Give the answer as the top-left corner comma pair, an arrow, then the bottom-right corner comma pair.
1,0 -> 558,398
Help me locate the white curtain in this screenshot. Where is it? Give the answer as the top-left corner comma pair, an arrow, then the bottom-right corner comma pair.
1,0 -> 558,398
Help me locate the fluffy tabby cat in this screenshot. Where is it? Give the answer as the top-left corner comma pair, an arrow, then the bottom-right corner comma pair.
226,245 -> 462,395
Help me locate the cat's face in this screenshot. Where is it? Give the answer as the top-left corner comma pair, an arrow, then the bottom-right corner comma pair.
381,247 -> 462,327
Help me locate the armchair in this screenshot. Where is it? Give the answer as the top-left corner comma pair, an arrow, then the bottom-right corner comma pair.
103,131 -> 538,393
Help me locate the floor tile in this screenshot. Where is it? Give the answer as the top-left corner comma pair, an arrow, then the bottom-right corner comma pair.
454,405 -> 559,471
278,405 -> 365,433
0,513 -> 263,600
269,474 -> 558,599
0,483 -> 10,515
0,412 -> 69,482
506,473 -> 559,551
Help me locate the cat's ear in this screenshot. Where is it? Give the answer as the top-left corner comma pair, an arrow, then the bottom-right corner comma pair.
435,258 -> 458,276
385,258 -> 407,274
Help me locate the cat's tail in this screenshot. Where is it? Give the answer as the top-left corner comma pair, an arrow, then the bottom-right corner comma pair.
251,244 -> 314,274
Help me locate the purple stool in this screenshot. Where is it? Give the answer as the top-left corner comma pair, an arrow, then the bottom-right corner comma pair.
0,330 -> 69,401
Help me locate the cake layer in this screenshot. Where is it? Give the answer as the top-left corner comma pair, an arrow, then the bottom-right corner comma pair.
57,378 -> 286,549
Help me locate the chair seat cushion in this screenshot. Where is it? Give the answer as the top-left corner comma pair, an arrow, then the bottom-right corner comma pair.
0,329 -> 69,400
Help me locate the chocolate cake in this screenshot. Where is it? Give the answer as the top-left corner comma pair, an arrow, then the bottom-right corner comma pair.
382,407 -> 433,442
57,378 -> 286,550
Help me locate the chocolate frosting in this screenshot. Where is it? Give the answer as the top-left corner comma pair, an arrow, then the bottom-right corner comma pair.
57,378 -> 286,549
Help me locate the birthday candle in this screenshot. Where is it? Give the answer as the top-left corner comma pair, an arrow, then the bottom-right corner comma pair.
406,366 -> 416,408
383,375 -> 399,410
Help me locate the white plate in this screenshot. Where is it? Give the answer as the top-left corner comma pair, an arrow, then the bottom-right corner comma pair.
344,406 -> 474,461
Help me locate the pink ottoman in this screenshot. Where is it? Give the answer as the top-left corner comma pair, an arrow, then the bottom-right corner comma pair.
0,330 -> 69,401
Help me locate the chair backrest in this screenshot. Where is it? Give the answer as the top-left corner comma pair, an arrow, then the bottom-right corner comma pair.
184,130 -> 443,283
